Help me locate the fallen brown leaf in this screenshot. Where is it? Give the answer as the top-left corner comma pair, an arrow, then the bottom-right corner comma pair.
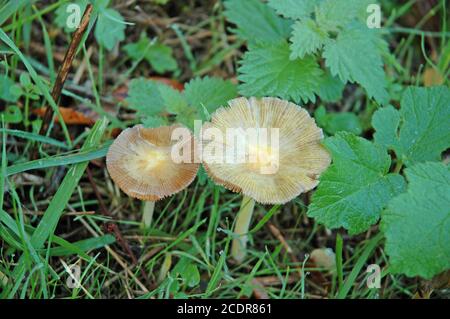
33,107 -> 95,125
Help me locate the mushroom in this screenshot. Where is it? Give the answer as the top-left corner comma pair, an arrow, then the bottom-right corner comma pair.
106,124 -> 199,227
201,97 -> 331,262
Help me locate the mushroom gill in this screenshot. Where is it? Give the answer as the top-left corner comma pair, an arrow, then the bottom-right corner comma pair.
202,96 -> 331,205
106,124 -> 199,201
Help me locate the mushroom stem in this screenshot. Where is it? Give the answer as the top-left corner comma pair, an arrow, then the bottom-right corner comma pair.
142,201 -> 155,228
231,195 -> 256,262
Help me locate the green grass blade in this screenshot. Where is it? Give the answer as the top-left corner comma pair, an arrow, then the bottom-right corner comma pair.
0,128 -> 69,149
47,234 -> 115,257
336,233 -> 383,299
9,118 -> 108,296
30,118 -> 108,249
0,28 -> 72,146
0,0 -> 27,26
249,204 -> 280,234
335,233 -> 344,291
6,141 -> 111,176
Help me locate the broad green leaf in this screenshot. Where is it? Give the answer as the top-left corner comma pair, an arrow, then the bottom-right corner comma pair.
184,76 -> 237,115
290,19 -> 328,59
372,86 -> 450,166
381,162 -> 450,279
267,0 -> 317,20
0,75 -> 21,102
224,0 -> 292,43
125,78 -> 165,116
158,84 -> 187,114
181,263 -> 201,288
315,106 -> 362,135
124,33 -> 177,73
316,0 -> 373,32
323,23 -> 388,104
143,43 -> 177,73
238,41 -> 323,104
142,116 -> 167,128
94,8 -> 126,50
308,132 -> 406,234
0,105 -> 22,124
316,72 -> 345,102
153,83 -> 198,128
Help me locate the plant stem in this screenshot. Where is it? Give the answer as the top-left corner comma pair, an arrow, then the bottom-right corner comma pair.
335,233 -> 344,291
231,195 -> 256,263
394,160 -> 403,174
142,201 -> 155,228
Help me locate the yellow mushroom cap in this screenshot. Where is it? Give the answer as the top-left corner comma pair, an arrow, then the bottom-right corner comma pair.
106,124 -> 199,201
202,97 -> 331,204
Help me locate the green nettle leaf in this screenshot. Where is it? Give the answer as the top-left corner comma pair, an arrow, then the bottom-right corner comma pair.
267,0 -> 317,20
316,0 -> 372,32
125,78 -> 165,117
0,75 -> 22,102
184,76 -> 237,116
323,23 -> 389,104
224,0 -> 292,43
155,83 -> 198,129
372,86 -> 450,166
381,162 -> 450,279
316,72 -> 345,102
308,132 -> 406,234
315,106 -> 362,135
125,77 -> 236,129
158,84 -> 187,114
290,19 -> 328,59
238,41 -> 323,104
141,116 -> 167,128
124,33 -> 177,74
94,8 -> 126,50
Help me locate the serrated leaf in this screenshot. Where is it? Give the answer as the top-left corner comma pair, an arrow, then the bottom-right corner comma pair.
316,72 -> 345,102
238,41 -> 323,104
184,76 -> 237,116
141,116 -> 167,128
224,0 -> 292,43
308,132 -> 406,234
157,83 -> 198,129
315,106 -> 362,135
323,23 -> 388,104
267,0 -> 317,20
125,78 -> 165,116
94,8 -> 126,50
372,86 -> 450,167
157,84 -> 186,114
316,0 -> 373,32
290,19 -> 328,59
381,162 -> 450,279
124,33 -> 177,73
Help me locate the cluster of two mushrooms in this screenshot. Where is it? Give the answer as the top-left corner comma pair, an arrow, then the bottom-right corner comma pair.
107,97 -> 331,262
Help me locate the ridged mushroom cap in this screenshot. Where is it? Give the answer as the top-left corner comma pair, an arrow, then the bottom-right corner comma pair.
202,97 -> 331,204
106,124 -> 199,201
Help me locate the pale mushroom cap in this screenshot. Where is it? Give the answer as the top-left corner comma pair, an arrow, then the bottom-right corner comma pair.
106,124 -> 199,201
202,97 -> 331,204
